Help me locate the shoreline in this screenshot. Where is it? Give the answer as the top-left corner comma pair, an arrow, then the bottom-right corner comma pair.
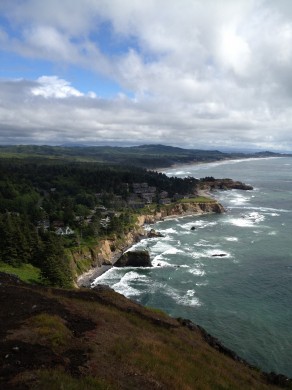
77,198 -> 222,288
155,155 -> 282,173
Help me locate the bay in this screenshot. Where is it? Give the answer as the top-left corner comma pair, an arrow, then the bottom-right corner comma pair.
93,157 -> 292,377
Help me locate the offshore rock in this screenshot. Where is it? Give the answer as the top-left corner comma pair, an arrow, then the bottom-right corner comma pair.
114,250 -> 152,267
147,229 -> 164,238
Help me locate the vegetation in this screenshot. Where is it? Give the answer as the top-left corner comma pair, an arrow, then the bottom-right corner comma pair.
178,196 -> 215,203
1,272 -> 289,389
0,144 -> 285,168
0,148 -> 251,288
0,262 -> 41,283
0,156 -> 202,287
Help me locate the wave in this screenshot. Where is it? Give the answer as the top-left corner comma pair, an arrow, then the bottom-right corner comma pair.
228,206 -> 291,213
167,287 -> 202,307
112,271 -> 149,297
188,268 -> 206,276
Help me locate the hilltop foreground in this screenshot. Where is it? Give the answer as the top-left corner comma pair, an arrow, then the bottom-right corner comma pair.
1,272 -> 290,390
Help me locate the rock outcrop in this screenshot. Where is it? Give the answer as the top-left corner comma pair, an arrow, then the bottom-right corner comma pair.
114,250 -> 152,267
147,229 -> 164,238
76,200 -> 225,286
200,178 -> 253,191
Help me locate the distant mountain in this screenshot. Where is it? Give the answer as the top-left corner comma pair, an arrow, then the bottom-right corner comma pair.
0,144 -> 290,168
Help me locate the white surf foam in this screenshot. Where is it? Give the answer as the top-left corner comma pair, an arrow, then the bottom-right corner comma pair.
112,271 -> 148,297
194,240 -> 218,248
268,231 -> 277,236
152,256 -> 172,267
91,267 -> 120,285
168,288 -> 202,307
151,241 -> 176,254
227,212 -> 265,227
159,227 -> 177,234
229,194 -> 251,206
163,247 -> 184,255
225,237 -> 238,242
196,281 -> 208,286
188,268 -> 206,276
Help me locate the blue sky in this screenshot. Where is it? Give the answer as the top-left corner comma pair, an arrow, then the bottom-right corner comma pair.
1,0 -> 292,151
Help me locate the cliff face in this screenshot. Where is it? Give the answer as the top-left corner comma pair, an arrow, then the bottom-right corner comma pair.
74,201 -> 224,284
200,178 -> 253,191
137,201 -> 225,225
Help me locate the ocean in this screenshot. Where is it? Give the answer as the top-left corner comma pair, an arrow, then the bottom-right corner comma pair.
92,157 -> 292,377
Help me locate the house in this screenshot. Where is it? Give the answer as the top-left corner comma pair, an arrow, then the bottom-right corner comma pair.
160,191 -> 169,199
128,200 -> 145,209
100,216 -> 111,228
55,226 -> 74,236
141,193 -> 155,204
37,219 -> 50,231
159,198 -> 172,205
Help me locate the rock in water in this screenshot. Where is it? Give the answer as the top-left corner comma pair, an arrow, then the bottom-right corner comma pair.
114,250 -> 152,267
147,229 -> 164,238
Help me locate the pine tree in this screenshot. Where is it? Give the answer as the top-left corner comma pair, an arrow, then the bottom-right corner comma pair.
40,234 -> 72,287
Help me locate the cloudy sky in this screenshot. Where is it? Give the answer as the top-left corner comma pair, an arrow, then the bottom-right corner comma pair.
1,0 -> 292,151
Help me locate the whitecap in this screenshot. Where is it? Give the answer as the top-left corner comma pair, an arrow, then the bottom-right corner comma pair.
196,281 -> 208,286
228,218 -> 257,227
229,194 -> 250,206
225,237 -> 238,242
151,241 -> 176,253
163,247 -> 184,255
168,288 -> 202,307
91,267 -> 120,285
194,240 -> 217,248
112,271 -> 147,297
159,227 -> 177,234
239,206 -> 290,213
268,231 -> 277,236
189,268 -> 206,276
152,256 -> 172,267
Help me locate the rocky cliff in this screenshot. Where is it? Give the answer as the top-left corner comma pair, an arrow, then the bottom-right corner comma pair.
136,200 -> 225,225
75,200 -> 224,286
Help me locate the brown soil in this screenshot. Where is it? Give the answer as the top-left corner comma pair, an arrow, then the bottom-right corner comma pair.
0,272 -> 290,390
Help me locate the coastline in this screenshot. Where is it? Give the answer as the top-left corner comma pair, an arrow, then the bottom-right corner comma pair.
155,155 -> 282,173
77,197 -> 224,288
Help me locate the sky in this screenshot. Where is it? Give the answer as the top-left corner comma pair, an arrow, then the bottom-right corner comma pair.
1,0 -> 292,151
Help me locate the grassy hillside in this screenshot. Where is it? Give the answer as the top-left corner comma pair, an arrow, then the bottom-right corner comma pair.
1,272 -> 290,390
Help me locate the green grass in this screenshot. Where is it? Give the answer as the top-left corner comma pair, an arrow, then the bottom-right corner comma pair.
178,196 -> 215,203
0,262 -> 41,284
19,369 -> 111,390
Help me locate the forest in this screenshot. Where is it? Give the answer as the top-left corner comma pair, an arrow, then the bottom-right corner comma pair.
0,158 -> 200,287
0,144 -> 284,168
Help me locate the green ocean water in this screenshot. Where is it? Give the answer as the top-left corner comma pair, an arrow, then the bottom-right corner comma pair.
93,157 -> 292,377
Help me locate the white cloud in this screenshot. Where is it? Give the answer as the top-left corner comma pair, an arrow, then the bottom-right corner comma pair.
31,76 -> 83,98
1,1 -> 292,150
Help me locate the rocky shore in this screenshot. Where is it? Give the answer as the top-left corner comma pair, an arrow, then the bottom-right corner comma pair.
76,199 -> 225,287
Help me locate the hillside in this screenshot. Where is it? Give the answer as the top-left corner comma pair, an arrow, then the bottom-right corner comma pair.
1,272 -> 290,390
0,144 -> 288,168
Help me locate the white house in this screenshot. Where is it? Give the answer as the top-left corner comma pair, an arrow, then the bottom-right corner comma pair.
55,226 -> 74,236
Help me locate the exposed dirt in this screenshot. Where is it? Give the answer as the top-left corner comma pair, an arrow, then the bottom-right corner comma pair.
0,272 -> 290,390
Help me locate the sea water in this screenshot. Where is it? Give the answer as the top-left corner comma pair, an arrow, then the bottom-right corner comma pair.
92,157 -> 292,377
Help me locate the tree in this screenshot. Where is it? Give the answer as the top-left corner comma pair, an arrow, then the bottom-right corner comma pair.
39,234 -> 72,288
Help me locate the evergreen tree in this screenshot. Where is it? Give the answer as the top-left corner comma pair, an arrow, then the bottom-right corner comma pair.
40,234 -> 72,288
